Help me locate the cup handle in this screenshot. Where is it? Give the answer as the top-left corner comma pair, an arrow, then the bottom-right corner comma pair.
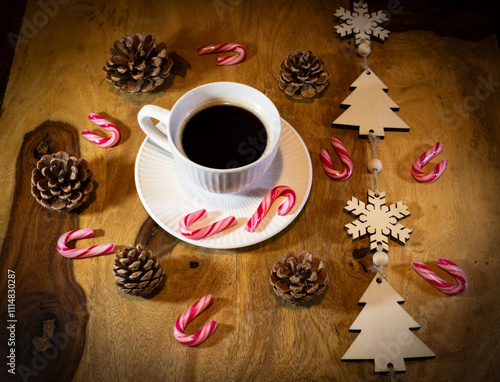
137,105 -> 173,153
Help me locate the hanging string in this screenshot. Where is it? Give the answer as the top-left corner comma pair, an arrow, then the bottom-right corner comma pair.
368,132 -> 380,196
358,53 -> 369,71
367,132 -> 389,276
361,54 -> 369,72
357,39 -> 391,279
387,365 -> 397,381
387,364 -> 411,381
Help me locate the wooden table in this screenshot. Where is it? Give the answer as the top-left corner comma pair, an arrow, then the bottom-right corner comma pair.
1,1 -> 499,381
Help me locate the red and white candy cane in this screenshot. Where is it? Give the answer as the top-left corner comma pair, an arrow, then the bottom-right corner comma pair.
412,257 -> 468,296
197,43 -> 247,65
411,142 -> 447,183
57,228 -> 115,259
245,185 -> 296,232
82,113 -> 121,148
320,136 -> 353,181
179,209 -> 237,240
174,294 -> 218,346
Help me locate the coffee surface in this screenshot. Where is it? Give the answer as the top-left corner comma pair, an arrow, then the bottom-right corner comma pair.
181,104 -> 268,169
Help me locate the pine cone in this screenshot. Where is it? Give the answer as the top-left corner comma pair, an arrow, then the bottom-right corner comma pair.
113,244 -> 165,297
103,33 -> 174,94
277,50 -> 330,99
30,151 -> 94,212
270,250 -> 329,304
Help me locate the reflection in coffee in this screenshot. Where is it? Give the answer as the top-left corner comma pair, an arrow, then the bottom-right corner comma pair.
180,101 -> 269,169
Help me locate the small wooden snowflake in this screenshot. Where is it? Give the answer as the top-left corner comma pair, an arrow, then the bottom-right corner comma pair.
344,190 -> 412,251
333,1 -> 390,46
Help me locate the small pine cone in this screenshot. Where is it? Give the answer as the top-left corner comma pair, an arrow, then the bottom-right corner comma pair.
103,32 -> 174,94
113,244 -> 165,297
277,50 -> 330,99
30,151 -> 94,212
270,250 -> 329,304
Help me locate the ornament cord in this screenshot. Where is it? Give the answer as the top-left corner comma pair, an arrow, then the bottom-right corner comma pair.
361,54 -> 369,72
368,132 -> 380,196
367,133 -> 389,276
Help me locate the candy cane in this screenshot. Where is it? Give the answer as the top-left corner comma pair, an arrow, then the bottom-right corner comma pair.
57,228 -> 115,259
174,295 -> 218,346
179,209 -> 237,240
411,142 -> 447,183
412,257 -> 468,296
82,113 -> 121,148
197,43 -> 247,65
320,136 -> 353,181
245,185 -> 296,232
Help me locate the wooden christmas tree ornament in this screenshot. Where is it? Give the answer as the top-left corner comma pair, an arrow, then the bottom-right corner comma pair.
342,274 -> 435,372
332,70 -> 410,138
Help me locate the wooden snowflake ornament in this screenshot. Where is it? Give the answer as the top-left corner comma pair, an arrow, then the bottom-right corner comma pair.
334,1 -> 390,46
342,274 -> 435,372
344,190 -> 412,251
333,70 -> 410,138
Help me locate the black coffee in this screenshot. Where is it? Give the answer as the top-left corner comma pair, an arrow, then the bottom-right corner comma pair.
181,103 -> 268,169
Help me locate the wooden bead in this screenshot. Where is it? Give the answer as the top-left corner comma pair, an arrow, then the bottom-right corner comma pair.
357,42 -> 371,57
368,159 -> 382,174
373,251 -> 389,267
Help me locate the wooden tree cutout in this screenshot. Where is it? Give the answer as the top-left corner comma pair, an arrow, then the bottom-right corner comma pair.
332,70 -> 410,137
342,274 -> 435,372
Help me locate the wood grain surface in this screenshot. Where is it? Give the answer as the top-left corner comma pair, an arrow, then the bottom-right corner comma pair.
0,122 -> 88,381
0,1 -> 499,381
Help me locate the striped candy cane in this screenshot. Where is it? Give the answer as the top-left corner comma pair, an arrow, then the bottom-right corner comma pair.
245,185 -> 296,232
197,43 -> 247,65
411,142 -> 447,183
413,257 -> 468,295
320,136 -> 353,181
174,295 -> 218,346
179,209 -> 237,240
82,113 -> 121,148
57,228 -> 115,259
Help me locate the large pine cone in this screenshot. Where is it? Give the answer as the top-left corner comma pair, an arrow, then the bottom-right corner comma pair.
277,50 -> 330,99
103,33 -> 174,93
270,250 -> 329,304
31,151 -> 94,212
113,244 -> 165,297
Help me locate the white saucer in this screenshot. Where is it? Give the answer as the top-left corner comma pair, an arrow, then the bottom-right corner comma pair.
134,118 -> 312,249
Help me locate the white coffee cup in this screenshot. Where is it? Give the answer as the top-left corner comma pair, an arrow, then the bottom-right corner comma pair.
137,82 -> 281,194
